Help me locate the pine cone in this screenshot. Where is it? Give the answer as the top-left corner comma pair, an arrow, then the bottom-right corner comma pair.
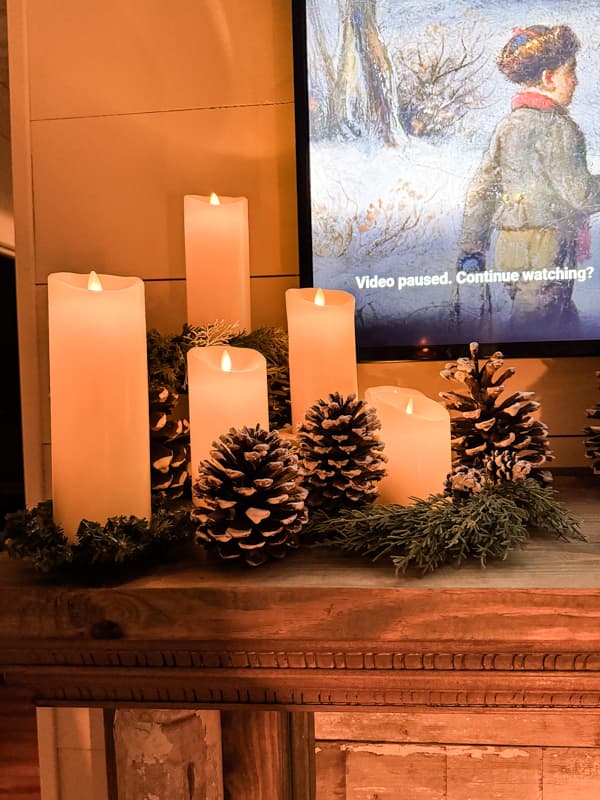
298,393 -> 387,513
584,371 -> 600,475
149,385 -> 191,500
192,425 -> 308,566
483,449 -> 532,483
444,464 -> 486,503
439,342 -> 554,473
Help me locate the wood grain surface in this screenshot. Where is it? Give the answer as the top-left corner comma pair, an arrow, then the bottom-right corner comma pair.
0,681 -> 40,800
0,476 -> 598,710
316,742 -> 600,800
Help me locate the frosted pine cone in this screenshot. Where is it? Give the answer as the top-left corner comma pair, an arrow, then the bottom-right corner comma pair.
193,425 -> 308,566
439,342 -> 553,473
483,449 -> 532,483
149,385 -> 191,500
298,392 -> 387,513
444,465 -> 486,503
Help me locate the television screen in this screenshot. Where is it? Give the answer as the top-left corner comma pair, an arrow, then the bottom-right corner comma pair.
292,0 -> 600,359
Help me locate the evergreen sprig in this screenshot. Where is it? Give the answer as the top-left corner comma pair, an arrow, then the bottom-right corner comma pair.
0,500 -> 196,575
305,478 -> 584,576
147,328 -> 188,391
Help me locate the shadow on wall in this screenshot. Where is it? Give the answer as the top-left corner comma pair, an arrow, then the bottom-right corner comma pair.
0,254 -> 24,523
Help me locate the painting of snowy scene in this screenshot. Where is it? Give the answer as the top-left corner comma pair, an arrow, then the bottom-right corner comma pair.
298,0 -> 600,354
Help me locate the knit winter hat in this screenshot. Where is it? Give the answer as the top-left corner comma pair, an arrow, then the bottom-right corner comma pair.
498,25 -> 579,84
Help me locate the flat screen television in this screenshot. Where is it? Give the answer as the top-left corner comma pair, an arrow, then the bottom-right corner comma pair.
292,0 -> 600,360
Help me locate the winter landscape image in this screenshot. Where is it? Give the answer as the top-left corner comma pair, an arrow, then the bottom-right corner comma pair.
302,0 -> 600,351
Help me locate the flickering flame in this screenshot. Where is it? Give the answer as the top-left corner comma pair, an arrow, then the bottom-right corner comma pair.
210,192 -> 221,206
87,271 -> 103,292
314,288 -> 325,306
405,397 -> 414,415
221,349 -> 232,372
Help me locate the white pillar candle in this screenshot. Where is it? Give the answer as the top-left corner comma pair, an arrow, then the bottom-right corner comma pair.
286,287 -> 358,430
184,193 -> 250,329
48,272 -> 151,541
187,345 -> 269,480
365,386 -> 451,505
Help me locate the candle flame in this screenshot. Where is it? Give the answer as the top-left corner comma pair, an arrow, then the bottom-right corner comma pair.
406,397 -> 414,415
210,192 -> 221,206
314,288 -> 325,306
87,271 -> 103,292
221,349 -> 232,372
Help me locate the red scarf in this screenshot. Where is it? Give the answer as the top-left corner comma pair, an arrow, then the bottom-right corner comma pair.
511,91 -> 559,111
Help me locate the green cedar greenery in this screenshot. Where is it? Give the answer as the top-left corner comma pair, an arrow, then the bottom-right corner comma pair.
0,478 -> 585,578
0,499 -> 196,575
304,478 -> 584,576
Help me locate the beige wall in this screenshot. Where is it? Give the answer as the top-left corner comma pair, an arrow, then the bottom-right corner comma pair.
7,0 -> 599,502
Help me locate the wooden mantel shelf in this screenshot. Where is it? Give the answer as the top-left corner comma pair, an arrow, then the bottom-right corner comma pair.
1,476 -> 599,711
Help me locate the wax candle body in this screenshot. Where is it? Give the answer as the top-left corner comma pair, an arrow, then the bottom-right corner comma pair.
187,345 -> 269,480
48,272 -> 151,540
184,194 -> 250,329
365,386 -> 451,504
286,288 -> 358,429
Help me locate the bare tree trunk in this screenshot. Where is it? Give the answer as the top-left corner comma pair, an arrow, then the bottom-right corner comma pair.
334,0 -> 402,143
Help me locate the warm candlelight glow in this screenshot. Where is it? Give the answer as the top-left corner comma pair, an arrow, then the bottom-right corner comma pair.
184,194 -> 250,329
365,386 -> 451,505
87,271 -> 103,292
187,345 -> 269,478
48,272 -> 150,540
221,349 -> 232,372
285,287 -> 358,430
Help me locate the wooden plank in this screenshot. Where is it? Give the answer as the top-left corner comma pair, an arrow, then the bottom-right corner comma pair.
344,743 -> 446,800
0,682 -> 40,800
315,744 -> 346,800
446,745 -> 542,799
221,710 -> 292,800
543,748 -> 600,799
315,709 -> 600,747
5,580 -> 600,648
290,712 -> 316,800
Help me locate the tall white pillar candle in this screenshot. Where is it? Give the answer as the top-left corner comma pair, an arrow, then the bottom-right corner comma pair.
184,193 -> 250,329
365,386 -> 451,505
48,272 -> 151,541
187,345 -> 269,480
286,288 -> 358,430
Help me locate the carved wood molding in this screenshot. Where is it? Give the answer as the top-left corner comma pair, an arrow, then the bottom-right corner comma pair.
2,645 -> 600,672
6,660 -> 600,710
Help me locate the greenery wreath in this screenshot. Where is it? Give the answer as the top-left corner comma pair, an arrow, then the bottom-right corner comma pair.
0,499 -> 196,577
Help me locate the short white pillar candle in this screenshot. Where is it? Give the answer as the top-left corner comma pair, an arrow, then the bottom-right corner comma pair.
187,345 -> 269,481
365,386 -> 451,504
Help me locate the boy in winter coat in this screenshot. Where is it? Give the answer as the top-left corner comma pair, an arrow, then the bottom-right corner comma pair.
458,24 -> 600,324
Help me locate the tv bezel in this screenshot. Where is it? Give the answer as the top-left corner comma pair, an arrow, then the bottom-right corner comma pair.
290,0 -> 600,361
